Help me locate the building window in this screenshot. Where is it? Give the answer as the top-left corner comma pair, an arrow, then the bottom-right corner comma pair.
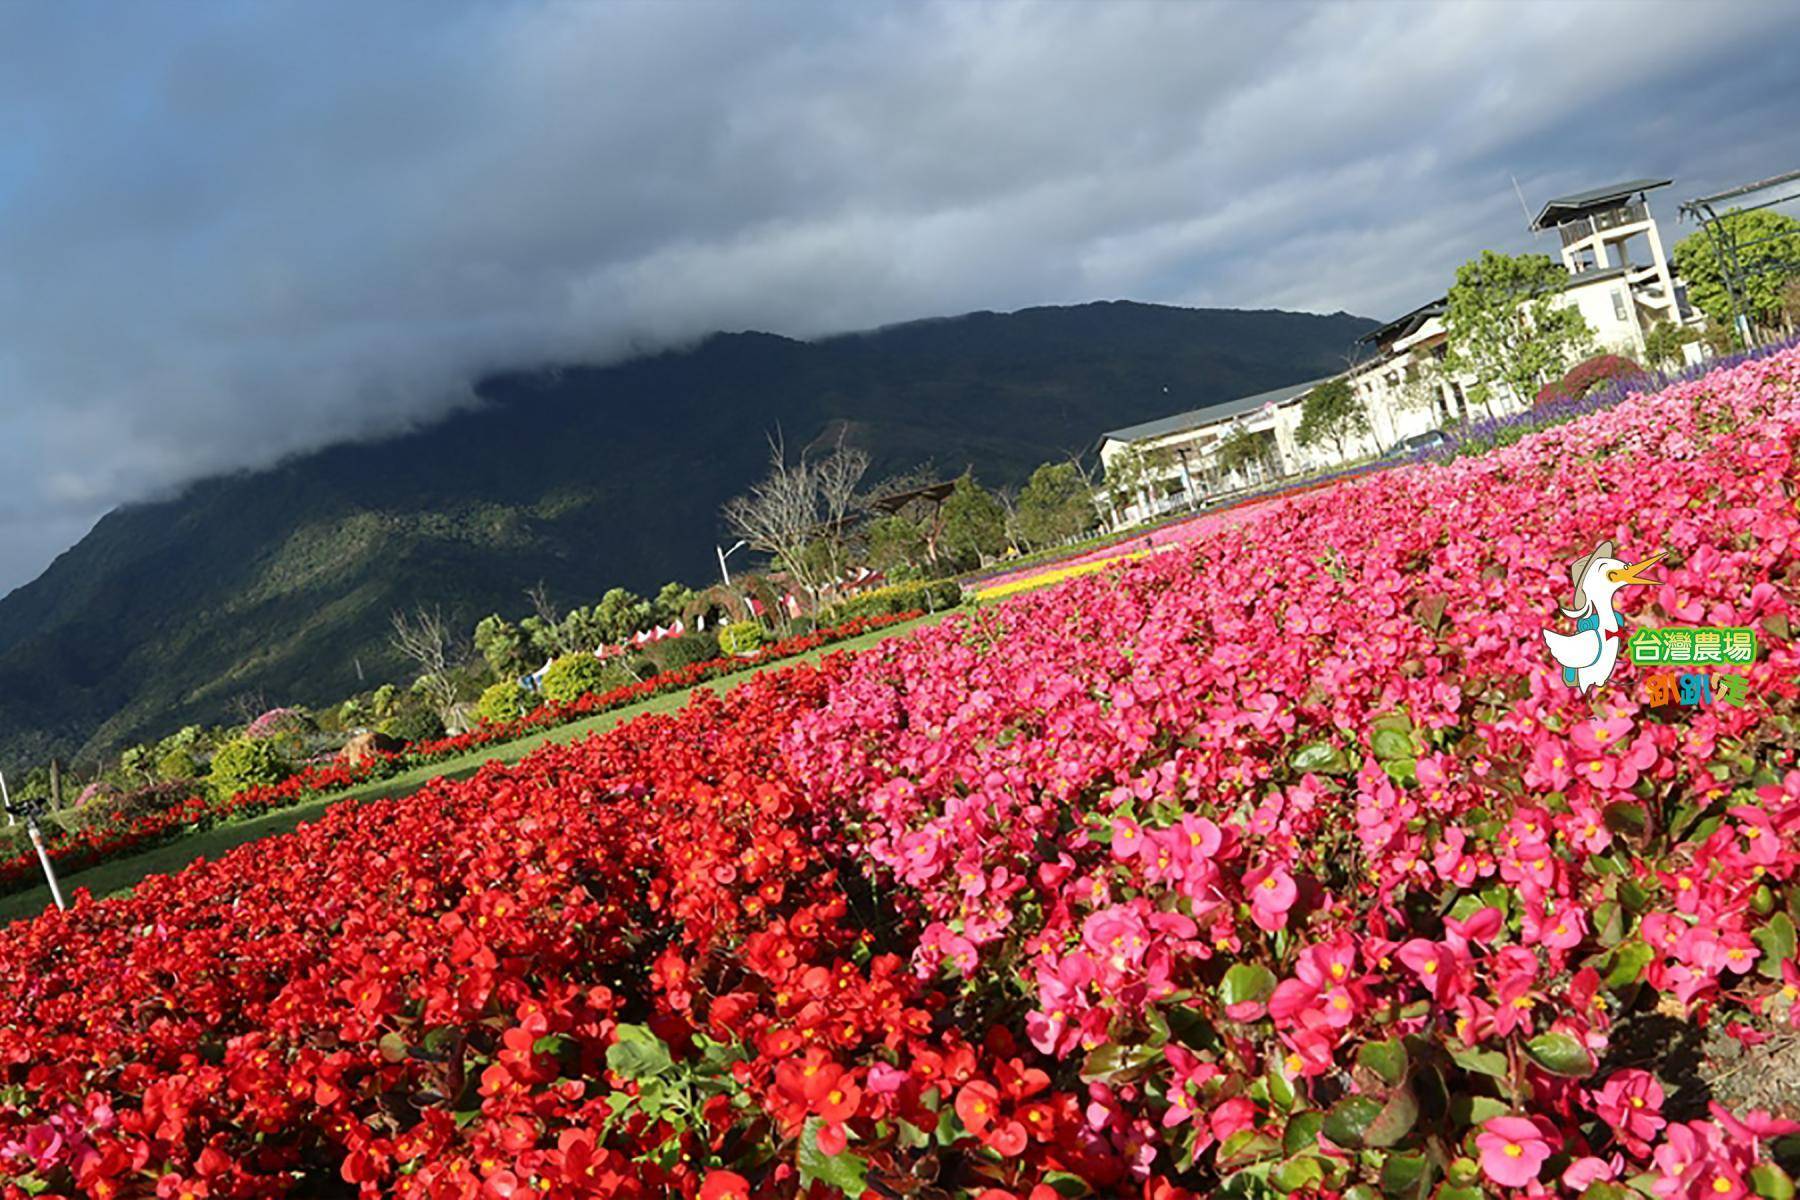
1612,289 -> 1628,322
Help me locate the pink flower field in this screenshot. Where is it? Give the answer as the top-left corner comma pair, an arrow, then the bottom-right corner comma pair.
1,346 -> 1797,1199
786,345 -> 1800,1195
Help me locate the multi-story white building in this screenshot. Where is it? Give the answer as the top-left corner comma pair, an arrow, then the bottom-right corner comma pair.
1099,177 -> 1707,523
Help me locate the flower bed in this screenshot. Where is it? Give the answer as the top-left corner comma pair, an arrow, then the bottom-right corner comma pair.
2,349 -> 1799,1198
0,612 -> 920,900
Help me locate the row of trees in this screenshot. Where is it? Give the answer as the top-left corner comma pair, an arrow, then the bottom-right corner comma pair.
720,436 -> 1098,599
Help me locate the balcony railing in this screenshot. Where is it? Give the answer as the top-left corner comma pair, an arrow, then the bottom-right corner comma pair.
1559,200 -> 1649,247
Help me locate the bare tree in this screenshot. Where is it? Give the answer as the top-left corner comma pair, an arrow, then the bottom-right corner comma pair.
389,605 -> 467,725
724,434 -> 824,611
814,431 -> 870,585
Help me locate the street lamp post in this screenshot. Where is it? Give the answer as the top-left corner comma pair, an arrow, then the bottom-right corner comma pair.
1,768 -> 65,911
716,540 -> 748,587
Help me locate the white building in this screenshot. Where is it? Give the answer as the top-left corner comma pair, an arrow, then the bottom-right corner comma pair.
1098,177 -> 1707,523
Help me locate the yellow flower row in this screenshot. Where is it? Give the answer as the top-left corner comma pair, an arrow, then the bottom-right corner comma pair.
974,548 -> 1154,601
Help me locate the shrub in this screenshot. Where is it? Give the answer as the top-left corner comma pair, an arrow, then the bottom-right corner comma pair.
476,681 -> 531,724
822,579 -> 962,623
718,621 -> 765,657
539,654 -> 630,705
207,738 -> 292,800
1538,354 -> 1646,407
378,707 -> 446,744
641,632 -> 721,673
157,748 -> 200,782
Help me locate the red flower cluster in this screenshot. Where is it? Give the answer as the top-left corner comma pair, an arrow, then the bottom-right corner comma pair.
0,614 -> 917,901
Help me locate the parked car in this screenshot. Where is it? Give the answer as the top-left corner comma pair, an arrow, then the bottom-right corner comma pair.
1387,430 -> 1450,456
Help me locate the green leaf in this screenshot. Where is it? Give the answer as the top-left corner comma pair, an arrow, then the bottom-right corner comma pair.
1079,1039 -> 1160,1084
1579,1184 -> 1634,1200
1220,963 -> 1279,1009
1267,1061 -> 1297,1112
377,1031 -> 408,1063
605,1023 -> 673,1081
895,1118 -> 930,1151
1283,1110 -> 1325,1157
1323,1095 -> 1384,1149
1618,878 -> 1651,913
1217,1128 -> 1282,1169
1447,1043 -> 1509,1079
1363,1087 -> 1419,1148
1291,741 -> 1348,775
1750,1163 -> 1796,1200
1382,758 -> 1419,787
1380,1150 -> 1429,1198
1449,1094 -> 1512,1126
1274,1156 -> 1326,1194
1594,900 -> 1626,947
1372,727 -> 1414,762
1526,1030 -> 1595,1078
1603,801 -> 1650,840
1042,1171 -> 1093,1198
797,1116 -> 870,1196
1356,1039 -> 1408,1087
1754,914 -> 1797,981
1604,941 -> 1655,988
1436,1188 -> 1484,1200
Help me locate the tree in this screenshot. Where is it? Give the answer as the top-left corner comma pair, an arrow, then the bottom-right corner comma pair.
389,606 -> 467,727
723,433 -> 867,611
593,587 -> 653,644
1014,462 -> 1097,549
1101,446 -> 1154,527
1295,378 -> 1371,460
1673,210 -> 1800,343
1639,320 -> 1690,371
864,514 -> 928,573
473,614 -> 531,680
812,431 -> 870,586
938,474 -> 1008,567
1444,250 -> 1595,408
1215,425 -> 1266,483
653,582 -> 696,626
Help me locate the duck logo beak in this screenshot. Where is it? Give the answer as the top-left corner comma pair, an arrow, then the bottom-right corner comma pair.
1606,552 -> 1665,588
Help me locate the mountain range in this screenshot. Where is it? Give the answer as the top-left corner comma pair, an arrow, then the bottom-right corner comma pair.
0,300 -> 1374,765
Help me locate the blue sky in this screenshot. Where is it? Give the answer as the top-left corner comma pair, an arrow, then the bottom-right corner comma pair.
2,0 -> 1798,594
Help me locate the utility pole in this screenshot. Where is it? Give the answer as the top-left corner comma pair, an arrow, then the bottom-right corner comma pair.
1,768 -> 66,911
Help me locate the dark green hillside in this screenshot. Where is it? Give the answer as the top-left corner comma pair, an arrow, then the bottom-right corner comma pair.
0,301 -> 1373,764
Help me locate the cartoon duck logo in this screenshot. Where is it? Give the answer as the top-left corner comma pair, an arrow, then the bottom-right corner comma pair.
1540,540 -> 1664,694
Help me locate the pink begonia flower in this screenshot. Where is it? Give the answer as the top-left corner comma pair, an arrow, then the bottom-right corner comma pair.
865,1063 -> 908,1094
1562,1155 -> 1622,1190
1708,1101 -> 1800,1143
1476,1116 -> 1551,1188
1247,864 -> 1297,932
1593,1069 -> 1665,1145
1208,1096 -> 1256,1145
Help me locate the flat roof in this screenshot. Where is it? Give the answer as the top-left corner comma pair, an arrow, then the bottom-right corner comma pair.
1356,298 -> 1446,347
1531,178 -> 1672,231
1101,376 -> 1334,444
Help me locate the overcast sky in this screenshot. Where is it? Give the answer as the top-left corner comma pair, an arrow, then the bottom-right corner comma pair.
2,0 -> 1798,595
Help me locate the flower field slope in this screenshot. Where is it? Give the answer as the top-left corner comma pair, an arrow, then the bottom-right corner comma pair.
3,349 -> 1800,1198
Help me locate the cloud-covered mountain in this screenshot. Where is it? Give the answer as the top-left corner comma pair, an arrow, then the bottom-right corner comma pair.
0,301 -> 1373,765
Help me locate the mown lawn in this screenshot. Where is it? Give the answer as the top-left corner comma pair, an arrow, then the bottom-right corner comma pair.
0,610 -> 955,925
